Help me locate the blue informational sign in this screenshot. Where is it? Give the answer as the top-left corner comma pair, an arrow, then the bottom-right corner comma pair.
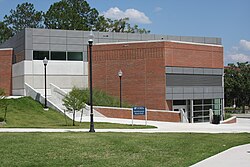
133,106 -> 146,115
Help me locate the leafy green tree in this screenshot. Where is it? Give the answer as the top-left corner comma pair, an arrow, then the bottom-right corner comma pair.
44,0 -> 99,30
224,62 -> 250,113
44,0 -> 150,33
110,18 -> 150,34
0,88 -> 8,122
95,17 -> 150,33
3,2 -> 43,34
0,21 -> 13,44
63,87 -> 86,126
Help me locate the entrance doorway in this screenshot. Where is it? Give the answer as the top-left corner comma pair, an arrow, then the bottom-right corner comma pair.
172,100 -> 190,122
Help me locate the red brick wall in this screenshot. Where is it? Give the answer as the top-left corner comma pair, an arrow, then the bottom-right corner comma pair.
94,107 -> 181,122
164,42 -> 224,68
221,116 -> 237,124
0,49 -> 13,95
92,42 -> 166,110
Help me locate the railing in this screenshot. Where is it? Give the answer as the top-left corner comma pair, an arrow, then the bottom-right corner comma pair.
180,108 -> 189,123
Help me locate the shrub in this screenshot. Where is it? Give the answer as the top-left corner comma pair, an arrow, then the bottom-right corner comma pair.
0,117 -> 4,122
82,88 -> 132,108
0,88 -> 5,98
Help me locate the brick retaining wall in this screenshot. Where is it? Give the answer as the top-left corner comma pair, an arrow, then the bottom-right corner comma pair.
94,106 -> 181,122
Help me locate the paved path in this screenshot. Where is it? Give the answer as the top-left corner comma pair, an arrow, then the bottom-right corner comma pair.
191,144 -> 250,167
1,117 -> 250,133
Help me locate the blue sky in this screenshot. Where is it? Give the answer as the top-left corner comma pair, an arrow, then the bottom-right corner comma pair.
0,0 -> 249,65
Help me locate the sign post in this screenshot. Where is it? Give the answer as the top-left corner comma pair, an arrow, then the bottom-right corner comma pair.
132,106 -> 147,126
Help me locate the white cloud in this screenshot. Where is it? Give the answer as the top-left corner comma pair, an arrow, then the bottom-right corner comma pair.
102,7 -> 152,24
154,7 -> 163,12
240,40 -> 250,51
229,53 -> 250,62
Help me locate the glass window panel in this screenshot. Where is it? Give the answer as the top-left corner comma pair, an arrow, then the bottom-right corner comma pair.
194,112 -> 202,117
194,100 -> 202,105
194,106 -> 202,111
213,99 -> 221,104
68,52 -> 83,61
203,111 -> 210,117
194,118 -> 203,123
204,105 -> 213,110
213,104 -> 220,110
51,51 -> 66,60
203,117 -> 210,122
204,99 -> 212,104
213,110 -> 220,115
173,100 -> 186,105
33,51 -> 49,60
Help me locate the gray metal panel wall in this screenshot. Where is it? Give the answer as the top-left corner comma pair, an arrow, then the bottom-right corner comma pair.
166,74 -> 222,86
0,28 -> 223,64
165,66 -> 224,100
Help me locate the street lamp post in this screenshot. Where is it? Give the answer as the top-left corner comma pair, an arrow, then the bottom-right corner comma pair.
43,57 -> 48,110
118,69 -> 123,108
89,30 -> 95,132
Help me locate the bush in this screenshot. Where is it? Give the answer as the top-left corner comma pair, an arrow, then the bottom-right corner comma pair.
0,88 -> 5,98
79,88 -> 132,108
224,113 -> 232,120
0,117 -> 4,122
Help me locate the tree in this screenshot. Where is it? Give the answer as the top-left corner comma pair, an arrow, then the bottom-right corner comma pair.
109,18 -> 150,34
94,17 -> 150,34
4,2 -> 43,34
0,88 -> 8,122
0,22 -> 13,44
224,62 -> 250,113
63,87 -> 86,126
44,0 -> 150,33
44,0 -> 99,30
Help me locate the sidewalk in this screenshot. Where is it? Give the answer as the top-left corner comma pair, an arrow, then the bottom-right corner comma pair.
1,118 -> 250,133
191,144 -> 250,167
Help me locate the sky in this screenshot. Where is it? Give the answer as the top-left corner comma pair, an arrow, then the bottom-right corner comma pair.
0,0 -> 249,65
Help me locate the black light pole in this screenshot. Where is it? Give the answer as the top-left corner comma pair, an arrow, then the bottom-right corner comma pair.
89,30 -> 95,132
43,57 -> 48,110
118,69 -> 123,108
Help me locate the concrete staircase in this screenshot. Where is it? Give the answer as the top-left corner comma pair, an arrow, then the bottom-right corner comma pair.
25,83 -> 106,121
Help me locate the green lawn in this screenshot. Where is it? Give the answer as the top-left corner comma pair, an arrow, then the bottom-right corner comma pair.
0,97 -> 154,129
0,133 -> 249,167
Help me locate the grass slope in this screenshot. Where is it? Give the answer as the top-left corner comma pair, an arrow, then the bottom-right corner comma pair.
0,97 -> 154,129
0,133 -> 249,166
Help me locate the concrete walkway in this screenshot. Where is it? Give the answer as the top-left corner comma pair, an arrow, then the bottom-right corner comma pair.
191,144 -> 250,167
0,117 -> 250,133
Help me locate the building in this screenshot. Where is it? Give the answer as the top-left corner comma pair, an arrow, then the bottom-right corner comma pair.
0,28 -> 223,123
92,40 -> 224,123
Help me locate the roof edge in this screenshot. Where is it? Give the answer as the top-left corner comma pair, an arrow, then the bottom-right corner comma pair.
95,40 -> 223,47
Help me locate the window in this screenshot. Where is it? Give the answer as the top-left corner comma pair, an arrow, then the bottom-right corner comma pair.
194,100 -> 202,105
51,51 -> 66,60
68,52 -> 83,61
173,100 -> 186,105
33,51 -> 49,60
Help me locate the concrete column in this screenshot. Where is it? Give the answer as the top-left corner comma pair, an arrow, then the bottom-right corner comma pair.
190,99 -> 194,123
221,98 -> 225,121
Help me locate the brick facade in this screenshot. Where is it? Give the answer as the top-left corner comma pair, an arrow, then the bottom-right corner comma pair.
0,49 -> 13,96
164,42 -> 224,68
94,107 -> 181,122
92,41 -> 223,110
92,42 -> 166,110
